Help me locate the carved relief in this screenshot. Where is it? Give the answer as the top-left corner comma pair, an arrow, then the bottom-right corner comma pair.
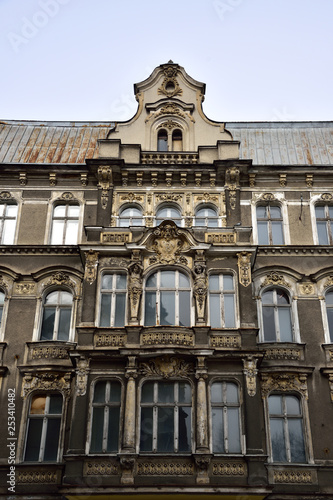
14,282 -> 36,295
243,357 -> 258,396
84,250 -> 99,284
299,283 -> 315,295
205,233 -> 235,245
138,462 -> 194,475
306,174 -> 313,187
193,263 -> 208,323
76,358 -> 89,396
321,193 -> 333,201
97,166 -> 112,209
156,193 -> 182,202
19,172 -> 27,185
146,103 -> 194,123
157,120 -> 182,130
17,471 -> 58,483
210,334 -> 241,349
61,191 -> 74,201
141,331 -> 194,346
0,191 -> 12,200
95,333 -> 126,347
49,173 -> 56,186
102,257 -> 130,268
324,275 -> 333,289
249,173 -> 256,187
261,271 -> 289,289
273,470 -> 312,483
264,348 -> 301,360
147,221 -> 190,265
212,462 -> 245,475
237,252 -> 252,287
101,233 -> 131,244
225,167 -> 240,188
140,355 -> 193,378
195,193 -> 219,203
84,461 -> 119,475
261,373 -> 309,399
46,272 -> 77,293
262,193 -> 276,201
30,346 -> 69,360
279,174 -> 287,187
228,190 -> 237,210
128,261 -> 143,322
22,372 -> 71,397
158,67 -> 183,98
0,274 -> 10,293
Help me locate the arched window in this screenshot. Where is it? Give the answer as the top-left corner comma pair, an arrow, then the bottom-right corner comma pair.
90,380 -> 121,453
211,381 -> 241,453
156,205 -> 182,226
144,270 -> 191,326
24,393 -> 63,462
261,288 -> 293,342
40,290 -> 73,341
325,290 -> 333,342
0,291 -> 4,328
172,129 -> 183,151
51,203 -> 80,245
157,129 -> 168,151
209,274 -> 236,328
268,393 -> 306,463
0,202 -> 18,244
140,380 -> 192,453
99,273 -> 127,327
195,206 -> 218,227
118,206 -> 143,227
315,205 -> 333,244
256,205 -> 284,245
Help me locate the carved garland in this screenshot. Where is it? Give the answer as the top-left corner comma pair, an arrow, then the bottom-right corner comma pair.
260,373 -> 309,399
140,356 -> 193,378
261,271 -> 289,289
22,372 -> 72,398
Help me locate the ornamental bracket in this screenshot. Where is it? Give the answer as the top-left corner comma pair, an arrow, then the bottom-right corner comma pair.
97,166 -> 113,209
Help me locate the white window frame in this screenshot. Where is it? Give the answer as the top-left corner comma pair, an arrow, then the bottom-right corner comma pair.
0,201 -> 18,244
143,269 -> 193,326
314,203 -> 333,245
23,393 -> 63,462
319,288 -> 333,344
39,290 -> 74,341
209,380 -> 243,454
251,194 -> 290,245
208,272 -> 238,329
49,203 -> 80,245
118,205 -> 144,227
155,204 -> 183,227
97,272 -> 128,328
194,204 -> 220,228
139,380 -> 193,454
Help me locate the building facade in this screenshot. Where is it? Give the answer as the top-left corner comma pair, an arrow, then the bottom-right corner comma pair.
0,62 -> 332,500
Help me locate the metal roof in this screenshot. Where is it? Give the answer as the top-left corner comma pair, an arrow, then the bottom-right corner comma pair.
0,120 -> 333,166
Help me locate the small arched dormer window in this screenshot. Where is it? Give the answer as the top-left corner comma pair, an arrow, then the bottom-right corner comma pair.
172,129 -> 183,151
157,129 -> 168,152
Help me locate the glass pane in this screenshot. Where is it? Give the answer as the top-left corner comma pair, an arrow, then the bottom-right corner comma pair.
49,395 -> 63,414
144,291 -> 156,326
116,274 -> 127,289
270,206 -> 282,218
2,219 -> 16,244
178,407 -> 191,452
30,395 -> 46,415
0,292 -> 4,304
179,291 -> 190,326
0,204 -> 4,216
157,407 -> 174,452
93,381 -> 106,403
140,407 -> 153,451
114,293 -> 126,327
223,275 -> 234,291
109,381 -> 121,402
263,306 -> 276,341
68,205 -> 79,217
278,308 -> 293,342
195,217 -> 206,226
100,294 -> 111,327
227,407 -> 241,453
178,382 -> 191,403
102,274 -> 113,290
277,289 -> 289,305
53,205 -> 66,217
207,218 -> 218,227
327,308 -> 333,341
262,291 -> 273,304
90,407 -> 104,452
289,418 -> 306,462
24,419 -> 43,461
226,383 -> 239,403
212,408 -> 224,453
317,221 -> 329,244
107,406 -> 120,452
40,308 -> 56,340
211,382 -> 223,403
256,206 -> 268,219
158,382 -> 174,403
315,206 -> 325,218
58,308 -> 71,341
270,418 -> 287,462
51,220 -> 64,244
209,275 -> 219,290
160,291 -> 175,325
146,273 -> 157,288
271,221 -> 284,244
44,417 -> 61,461
286,395 -> 301,415
60,291 -> 73,305
64,220 -> 78,244
160,271 -> 175,288
119,218 -> 129,227
224,294 -> 235,328
179,272 -> 190,288
0,306 -> 3,326
268,395 -> 282,415
141,382 -> 154,403
329,206 -> 333,218
209,294 -> 221,328
257,221 -> 269,244
326,292 -> 333,305
6,204 -> 18,217
45,291 -> 59,305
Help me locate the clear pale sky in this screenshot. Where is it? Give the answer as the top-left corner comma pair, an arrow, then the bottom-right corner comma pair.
1,0 -> 332,123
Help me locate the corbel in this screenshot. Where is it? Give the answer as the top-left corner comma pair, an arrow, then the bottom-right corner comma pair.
166,172 -> 172,187
49,173 -> 57,186
19,172 -> 27,186
97,166 -> 113,209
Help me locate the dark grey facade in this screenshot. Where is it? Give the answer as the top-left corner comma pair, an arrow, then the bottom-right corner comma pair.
0,63 -> 332,500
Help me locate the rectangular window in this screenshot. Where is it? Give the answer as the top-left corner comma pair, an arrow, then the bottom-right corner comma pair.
211,381 -> 241,453
0,203 -> 18,244
50,204 -> 79,245
100,273 -> 127,327
257,205 -> 284,245
209,274 -> 236,328
90,380 -> 121,453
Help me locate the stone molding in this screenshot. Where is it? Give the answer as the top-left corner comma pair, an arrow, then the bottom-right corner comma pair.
141,331 -> 194,346
84,461 -> 119,476
273,470 -> 313,483
17,471 -> 58,483
212,462 -> 246,475
140,355 -> 193,378
137,461 -> 194,476
261,372 -> 309,399
94,333 -> 126,347
210,334 -> 241,349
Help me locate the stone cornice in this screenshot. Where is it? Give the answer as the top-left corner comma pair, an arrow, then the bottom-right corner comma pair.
0,245 -> 80,255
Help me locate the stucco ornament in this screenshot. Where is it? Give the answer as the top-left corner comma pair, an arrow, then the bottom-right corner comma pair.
22,372 -> 71,397
261,271 -> 289,289
128,261 -> 143,322
140,355 -> 193,378
97,165 -> 112,209
148,221 -> 191,264
193,263 -> 208,323
243,357 -> 258,396
260,373 -> 309,399
237,252 -> 252,287
75,357 -> 89,396
84,250 -> 99,284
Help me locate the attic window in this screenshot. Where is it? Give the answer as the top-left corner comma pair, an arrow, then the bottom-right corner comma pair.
157,129 -> 168,151
172,129 -> 183,151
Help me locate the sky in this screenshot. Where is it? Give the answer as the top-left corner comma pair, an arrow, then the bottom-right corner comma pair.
1,0 -> 332,123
